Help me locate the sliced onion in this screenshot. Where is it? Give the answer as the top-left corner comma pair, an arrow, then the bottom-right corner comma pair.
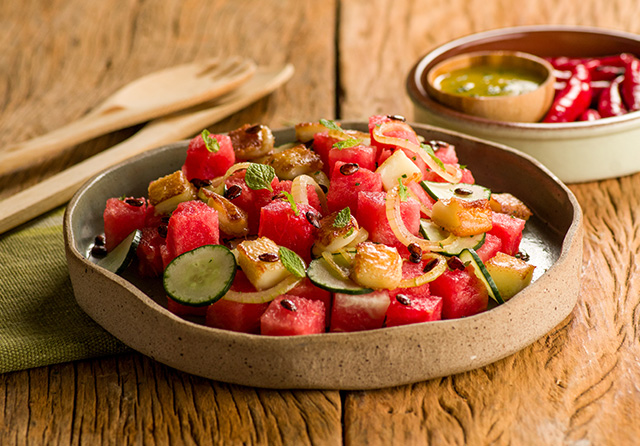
291,174 -> 328,213
321,251 -> 351,279
223,275 -> 302,304
407,188 -> 432,218
345,227 -> 369,248
399,253 -> 447,288
210,162 -> 253,195
385,186 -> 456,252
372,121 -> 462,183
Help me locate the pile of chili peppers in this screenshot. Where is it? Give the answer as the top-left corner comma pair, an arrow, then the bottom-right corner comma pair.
542,53 -> 640,123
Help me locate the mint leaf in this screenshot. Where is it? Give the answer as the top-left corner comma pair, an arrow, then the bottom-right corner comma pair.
278,246 -> 306,278
320,118 -> 341,132
332,138 -> 360,150
282,191 -> 299,216
421,143 -> 445,171
201,129 -> 220,152
398,178 -> 408,202
343,227 -> 355,239
333,207 -> 351,228
245,163 -> 275,192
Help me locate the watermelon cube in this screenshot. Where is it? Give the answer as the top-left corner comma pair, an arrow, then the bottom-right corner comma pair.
430,266 -> 489,319
368,115 -> 419,158
258,201 -> 318,263
287,278 -> 332,326
103,197 -> 148,251
475,233 -> 503,262
136,226 -> 166,277
182,132 -> 235,181
311,131 -> 340,169
327,144 -> 377,174
167,297 -> 208,317
165,200 -> 219,264
205,271 -> 268,334
385,294 -> 443,327
356,191 -> 420,251
326,162 -> 382,215
225,170 -> 279,234
260,295 -> 326,336
273,180 -> 322,214
488,212 -> 526,256
330,290 -> 390,332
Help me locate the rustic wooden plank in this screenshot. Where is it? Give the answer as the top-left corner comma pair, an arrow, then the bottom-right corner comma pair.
0,0 -> 341,445
339,0 -> 640,445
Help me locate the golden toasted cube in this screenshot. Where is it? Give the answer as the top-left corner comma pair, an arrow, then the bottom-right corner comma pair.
264,144 -> 324,180
295,121 -> 330,143
147,170 -> 197,214
351,242 -> 402,290
236,237 -> 290,290
484,252 -> 535,300
431,197 -> 492,237
376,149 -> 423,190
490,193 -> 532,220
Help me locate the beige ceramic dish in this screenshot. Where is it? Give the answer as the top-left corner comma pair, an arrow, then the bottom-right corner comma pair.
425,51 -> 555,122
407,25 -> 640,183
64,122 -> 583,390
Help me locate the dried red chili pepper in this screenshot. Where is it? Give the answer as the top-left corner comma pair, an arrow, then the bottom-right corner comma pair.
543,64 -> 592,123
578,109 -> 601,121
621,55 -> 640,111
598,75 -> 627,118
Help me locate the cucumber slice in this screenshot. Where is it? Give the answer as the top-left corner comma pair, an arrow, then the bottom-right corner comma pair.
421,180 -> 490,202
419,219 -> 485,256
94,229 -> 141,274
307,258 -> 373,295
163,244 -> 237,307
459,248 -> 504,304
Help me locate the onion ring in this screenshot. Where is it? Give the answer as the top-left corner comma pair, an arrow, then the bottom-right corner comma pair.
223,275 -> 302,304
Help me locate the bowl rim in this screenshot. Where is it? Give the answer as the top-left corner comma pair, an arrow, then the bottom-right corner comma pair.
407,24 -> 640,131
63,121 -> 584,389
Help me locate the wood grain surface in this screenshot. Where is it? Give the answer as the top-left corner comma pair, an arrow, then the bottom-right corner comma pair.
2,0 -> 640,445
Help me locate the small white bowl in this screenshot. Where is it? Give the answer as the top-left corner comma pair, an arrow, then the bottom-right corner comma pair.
407,25 -> 640,183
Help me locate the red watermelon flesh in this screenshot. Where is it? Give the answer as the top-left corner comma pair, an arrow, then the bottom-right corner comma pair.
430,266 -> 489,319
326,162 -> 382,215
182,132 -> 235,181
287,278 -> 332,327
356,191 -> 420,252
475,233 -> 503,262
385,294 -> 443,327
327,144 -> 377,174
165,200 -> 219,264
205,272 -> 268,334
258,201 -> 318,263
488,212 -> 525,256
273,180 -> 322,213
387,255 -> 435,309
103,197 -> 148,251
260,295 -> 325,336
330,290 -> 390,332
136,227 -> 166,277
407,182 -> 435,211
225,170 -> 279,234
312,131 -> 340,169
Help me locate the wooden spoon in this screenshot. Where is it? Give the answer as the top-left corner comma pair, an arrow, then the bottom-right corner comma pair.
0,64 -> 294,235
0,56 -> 256,176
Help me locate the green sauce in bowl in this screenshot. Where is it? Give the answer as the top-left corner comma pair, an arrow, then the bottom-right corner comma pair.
434,65 -> 543,97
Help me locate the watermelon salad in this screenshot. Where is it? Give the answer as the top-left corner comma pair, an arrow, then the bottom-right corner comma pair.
93,115 -> 536,336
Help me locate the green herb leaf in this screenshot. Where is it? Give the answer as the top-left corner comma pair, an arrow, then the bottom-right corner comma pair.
333,207 -> 351,228
332,138 -> 360,150
320,118 -> 341,132
278,246 -> 306,278
282,191 -> 299,216
421,143 -> 445,171
201,129 -> 220,153
245,163 -> 276,192
398,178 -> 408,202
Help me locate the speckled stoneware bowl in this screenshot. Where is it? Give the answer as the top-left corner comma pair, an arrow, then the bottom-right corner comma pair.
64,122 -> 583,390
407,25 -> 640,183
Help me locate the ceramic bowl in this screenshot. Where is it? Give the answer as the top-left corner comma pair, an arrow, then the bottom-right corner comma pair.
64,122 -> 583,390
425,51 -> 555,122
407,25 -> 640,183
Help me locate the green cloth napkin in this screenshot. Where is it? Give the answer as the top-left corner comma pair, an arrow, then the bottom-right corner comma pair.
0,207 -> 129,374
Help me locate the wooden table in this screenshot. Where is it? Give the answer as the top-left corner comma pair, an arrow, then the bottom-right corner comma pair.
2,0 -> 639,444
